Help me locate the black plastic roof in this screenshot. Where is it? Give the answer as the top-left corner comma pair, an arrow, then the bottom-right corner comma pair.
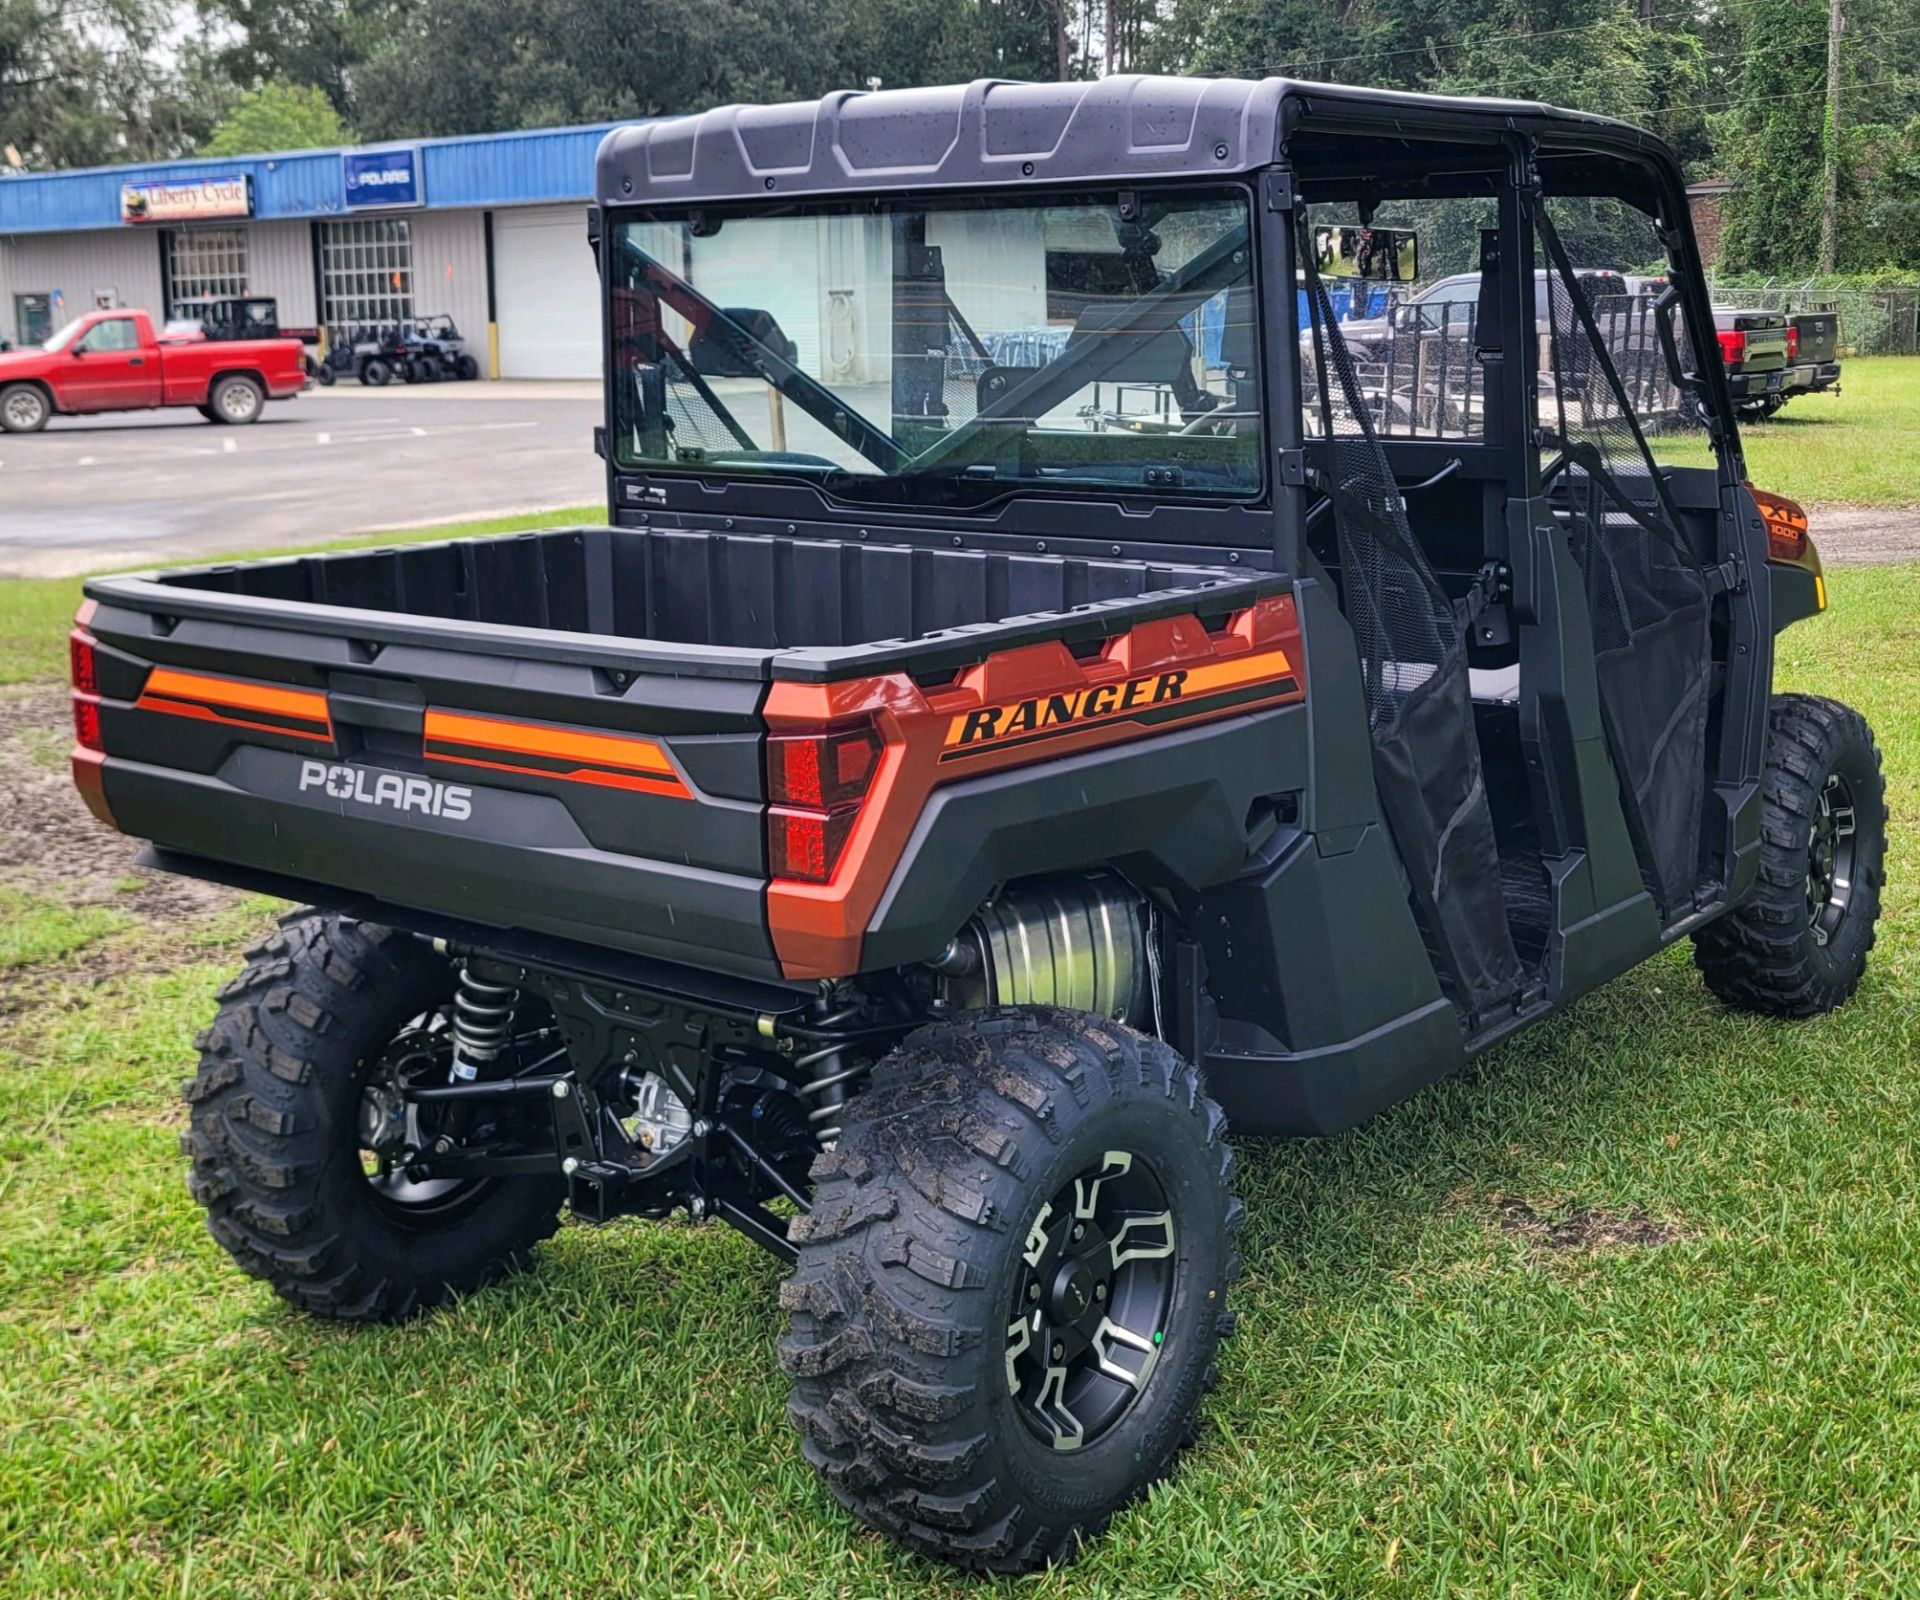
594,74 -> 1672,210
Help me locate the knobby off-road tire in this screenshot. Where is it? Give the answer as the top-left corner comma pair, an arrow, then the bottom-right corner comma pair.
779,1007 -> 1241,1573
1694,693 -> 1887,1016
182,912 -> 564,1322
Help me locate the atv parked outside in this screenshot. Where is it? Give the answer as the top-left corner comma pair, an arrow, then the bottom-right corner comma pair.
68,76 -> 1885,1574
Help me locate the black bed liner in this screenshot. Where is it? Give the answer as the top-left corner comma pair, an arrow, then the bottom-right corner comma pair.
91,524 -> 1279,683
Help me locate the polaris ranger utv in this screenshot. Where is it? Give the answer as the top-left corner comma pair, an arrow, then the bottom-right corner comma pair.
68,76 -> 1886,1572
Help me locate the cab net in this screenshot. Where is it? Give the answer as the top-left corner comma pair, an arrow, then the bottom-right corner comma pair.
1533,205 -> 1711,922
1302,247 -> 1523,1020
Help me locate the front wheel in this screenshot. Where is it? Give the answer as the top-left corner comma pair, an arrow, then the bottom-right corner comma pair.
455,353 -> 480,381
780,1008 -> 1241,1573
360,358 -> 393,387
182,913 -> 565,1321
1694,694 -> 1887,1016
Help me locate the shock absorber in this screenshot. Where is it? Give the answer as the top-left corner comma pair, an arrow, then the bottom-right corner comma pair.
449,965 -> 517,1081
791,988 -> 865,1146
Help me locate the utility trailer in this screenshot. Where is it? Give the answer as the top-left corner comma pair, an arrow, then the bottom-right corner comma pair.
69,76 -> 1886,1572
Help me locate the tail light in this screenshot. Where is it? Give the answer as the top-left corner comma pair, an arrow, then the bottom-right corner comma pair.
69,627 -> 102,751
1717,330 -> 1746,365
1786,325 -> 1800,361
766,719 -> 883,884
1750,484 -> 1812,564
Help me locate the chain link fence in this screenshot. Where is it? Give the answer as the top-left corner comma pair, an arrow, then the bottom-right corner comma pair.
1705,279 -> 1920,357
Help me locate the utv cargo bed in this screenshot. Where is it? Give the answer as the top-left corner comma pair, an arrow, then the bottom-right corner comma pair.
80,525 -> 1280,981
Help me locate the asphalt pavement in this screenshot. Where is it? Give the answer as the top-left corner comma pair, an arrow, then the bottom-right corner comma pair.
0,382 -> 606,578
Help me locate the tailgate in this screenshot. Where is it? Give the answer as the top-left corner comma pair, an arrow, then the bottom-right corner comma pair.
75,586 -> 781,978
1792,311 -> 1839,364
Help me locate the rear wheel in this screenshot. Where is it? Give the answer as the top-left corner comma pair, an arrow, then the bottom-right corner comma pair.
455,353 -> 480,381
360,358 -> 393,387
780,1008 -> 1240,1573
411,354 -> 442,383
208,374 -> 264,424
0,383 -> 50,433
1694,694 -> 1886,1016
182,912 -> 565,1321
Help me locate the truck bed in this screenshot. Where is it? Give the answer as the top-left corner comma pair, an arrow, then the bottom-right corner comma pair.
80,525 -> 1276,981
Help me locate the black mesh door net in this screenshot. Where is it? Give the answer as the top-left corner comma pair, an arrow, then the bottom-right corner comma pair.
1302,248 -> 1524,1020
1532,205 -> 1712,922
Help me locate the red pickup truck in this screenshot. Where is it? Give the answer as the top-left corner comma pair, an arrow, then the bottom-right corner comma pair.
0,308 -> 307,434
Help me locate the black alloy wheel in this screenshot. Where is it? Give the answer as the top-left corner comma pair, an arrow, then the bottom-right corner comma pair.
1005,1148 -> 1176,1453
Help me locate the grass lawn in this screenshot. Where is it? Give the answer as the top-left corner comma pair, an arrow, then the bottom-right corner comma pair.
1654,356 -> 1919,509
0,517 -> 1916,1595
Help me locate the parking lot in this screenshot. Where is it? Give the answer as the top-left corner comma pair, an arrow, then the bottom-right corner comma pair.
0,382 -> 604,578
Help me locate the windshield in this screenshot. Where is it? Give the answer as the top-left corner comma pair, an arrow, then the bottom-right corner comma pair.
609,188 -> 1262,508
42,319 -> 88,351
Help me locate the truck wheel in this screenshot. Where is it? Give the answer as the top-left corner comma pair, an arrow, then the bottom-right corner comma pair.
780,1007 -> 1241,1573
182,912 -> 565,1322
1694,694 -> 1887,1016
361,358 -> 392,387
208,374 -> 264,425
1,382 -> 50,433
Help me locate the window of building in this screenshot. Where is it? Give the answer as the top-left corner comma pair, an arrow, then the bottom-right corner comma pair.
320,217 -> 414,343
168,228 -> 249,312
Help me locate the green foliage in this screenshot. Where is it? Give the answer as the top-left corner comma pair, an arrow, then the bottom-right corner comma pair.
1713,0 -> 1828,275
0,0 -> 228,166
199,81 -> 350,157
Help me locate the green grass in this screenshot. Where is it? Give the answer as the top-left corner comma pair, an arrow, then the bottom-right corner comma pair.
0,504 -> 598,687
1657,356 -> 1920,508
0,888 -> 130,968
0,566 -> 1915,1596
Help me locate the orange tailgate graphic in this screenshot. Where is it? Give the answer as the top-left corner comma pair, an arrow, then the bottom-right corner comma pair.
135,667 -> 334,743
422,709 -> 691,798
767,591 -> 1305,979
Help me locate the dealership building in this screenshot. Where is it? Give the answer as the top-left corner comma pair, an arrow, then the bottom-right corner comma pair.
0,123 -> 628,378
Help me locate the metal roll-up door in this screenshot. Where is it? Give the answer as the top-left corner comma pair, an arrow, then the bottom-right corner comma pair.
493,204 -> 602,378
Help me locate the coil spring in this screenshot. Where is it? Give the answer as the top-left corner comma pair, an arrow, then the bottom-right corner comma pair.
791,1000 -> 865,1145
450,967 -> 517,1082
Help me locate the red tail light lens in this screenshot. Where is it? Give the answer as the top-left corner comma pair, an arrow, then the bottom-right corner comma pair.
766,719 -> 884,884
69,629 -> 98,695
1786,325 -> 1800,361
73,694 -> 103,751
768,805 -> 860,884
1717,330 -> 1746,365
768,723 -> 882,808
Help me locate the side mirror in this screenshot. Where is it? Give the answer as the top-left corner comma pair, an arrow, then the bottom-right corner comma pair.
70,346 -> 87,358
1314,225 -> 1419,283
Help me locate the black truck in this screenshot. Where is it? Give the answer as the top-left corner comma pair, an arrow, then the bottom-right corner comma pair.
68,77 -> 1885,1572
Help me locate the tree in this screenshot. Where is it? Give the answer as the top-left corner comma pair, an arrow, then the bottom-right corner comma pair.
1714,0 -> 1828,274
200,81 -> 350,155
1,0 -> 222,167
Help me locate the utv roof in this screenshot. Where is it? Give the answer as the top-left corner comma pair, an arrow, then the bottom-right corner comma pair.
595,75 -> 1677,210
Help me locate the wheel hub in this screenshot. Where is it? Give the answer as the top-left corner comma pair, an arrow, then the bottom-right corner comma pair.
1806,771 -> 1858,946
1006,1149 -> 1176,1453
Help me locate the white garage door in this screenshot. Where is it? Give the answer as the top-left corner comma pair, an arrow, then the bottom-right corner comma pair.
494,204 -> 602,379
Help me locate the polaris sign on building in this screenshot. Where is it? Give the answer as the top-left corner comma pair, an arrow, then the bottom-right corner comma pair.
0,120 -> 629,378
343,148 -> 424,209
